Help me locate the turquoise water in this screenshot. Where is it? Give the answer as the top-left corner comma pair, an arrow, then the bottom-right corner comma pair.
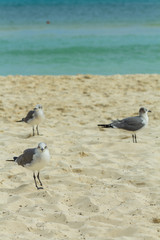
0,0 -> 160,75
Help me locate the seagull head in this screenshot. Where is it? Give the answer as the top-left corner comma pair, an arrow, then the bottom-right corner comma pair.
34,104 -> 43,111
37,142 -> 48,152
139,107 -> 151,116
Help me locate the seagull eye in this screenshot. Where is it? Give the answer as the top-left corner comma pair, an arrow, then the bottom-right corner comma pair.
45,146 -> 47,149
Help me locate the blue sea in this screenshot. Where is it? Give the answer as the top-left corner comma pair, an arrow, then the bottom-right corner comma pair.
0,0 -> 160,75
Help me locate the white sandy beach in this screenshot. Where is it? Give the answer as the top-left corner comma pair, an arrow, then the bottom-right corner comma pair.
0,74 -> 160,239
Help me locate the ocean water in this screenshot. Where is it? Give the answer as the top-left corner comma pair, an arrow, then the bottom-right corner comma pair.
0,0 -> 160,75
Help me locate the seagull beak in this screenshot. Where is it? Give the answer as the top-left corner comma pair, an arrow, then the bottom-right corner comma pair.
148,110 -> 151,112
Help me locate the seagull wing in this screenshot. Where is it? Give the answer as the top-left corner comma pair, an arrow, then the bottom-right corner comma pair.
111,116 -> 144,131
24,110 -> 35,123
16,148 -> 36,167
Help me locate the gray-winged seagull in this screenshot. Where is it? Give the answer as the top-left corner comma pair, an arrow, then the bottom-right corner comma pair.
7,142 -> 50,189
98,107 -> 151,143
16,104 -> 45,136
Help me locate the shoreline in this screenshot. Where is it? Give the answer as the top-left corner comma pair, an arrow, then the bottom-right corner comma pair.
1,73 -> 160,76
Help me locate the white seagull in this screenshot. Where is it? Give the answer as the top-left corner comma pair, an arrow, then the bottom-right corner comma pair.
98,107 -> 151,143
7,142 -> 50,189
16,104 -> 45,136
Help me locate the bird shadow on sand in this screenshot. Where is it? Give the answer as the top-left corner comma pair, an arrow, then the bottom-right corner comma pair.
24,133 -> 44,139
0,184 -> 31,194
9,132 -> 43,139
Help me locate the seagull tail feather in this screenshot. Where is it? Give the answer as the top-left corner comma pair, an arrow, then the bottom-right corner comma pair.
98,124 -> 113,128
6,157 -> 18,162
16,118 -> 25,122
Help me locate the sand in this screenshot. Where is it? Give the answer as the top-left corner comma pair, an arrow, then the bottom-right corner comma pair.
0,74 -> 160,239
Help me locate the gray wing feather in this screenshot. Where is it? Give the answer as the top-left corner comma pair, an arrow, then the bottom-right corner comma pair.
111,116 -> 144,131
16,148 -> 36,166
23,110 -> 35,123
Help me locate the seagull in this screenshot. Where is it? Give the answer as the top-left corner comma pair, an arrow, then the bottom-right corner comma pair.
7,142 -> 50,189
98,107 -> 151,143
16,104 -> 45,136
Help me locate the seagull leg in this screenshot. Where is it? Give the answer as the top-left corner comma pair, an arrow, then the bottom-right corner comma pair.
33,172 -> 38,189
132,134 -> 135,143
37,172 -> 43,187
36,125 -> 39,135
32,126 -> 35,136
33,172 -> 43,190
135,134 -> 137,143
